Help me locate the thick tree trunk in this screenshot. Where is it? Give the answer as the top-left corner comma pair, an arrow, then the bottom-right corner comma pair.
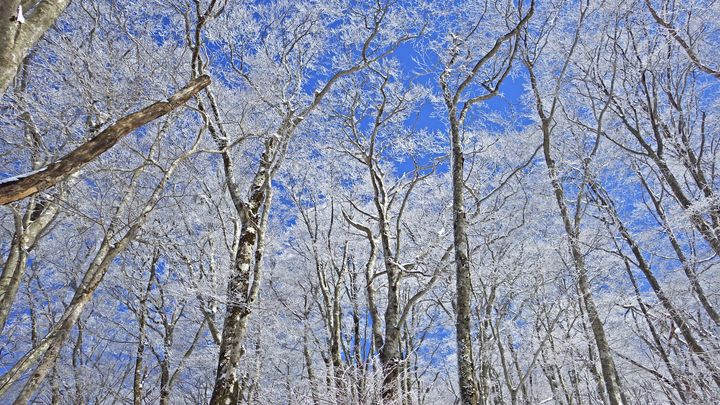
209,235 -> 257,405
210,139 -> 275,404
159,349 -> 171,405
368,160 -> 403,400
380,263 -> 401,400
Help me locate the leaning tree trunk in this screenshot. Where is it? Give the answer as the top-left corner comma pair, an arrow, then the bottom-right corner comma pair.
539,124 -> 624,405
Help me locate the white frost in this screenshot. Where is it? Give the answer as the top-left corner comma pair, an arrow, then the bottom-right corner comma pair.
0,166 -> 47,185
16,5 -> 25,24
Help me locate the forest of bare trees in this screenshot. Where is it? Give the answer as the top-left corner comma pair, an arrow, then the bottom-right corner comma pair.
0,0 -> 719,404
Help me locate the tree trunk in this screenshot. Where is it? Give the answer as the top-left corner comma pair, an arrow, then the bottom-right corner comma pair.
449,113 -> 478,405
527,57 -> 624,403
0,198 -> 58,334
210,140 -> 275,404
159,347 -> 171,405
380,263 -> 401,400
209,231 -> 257,405
133,255 -> 157,405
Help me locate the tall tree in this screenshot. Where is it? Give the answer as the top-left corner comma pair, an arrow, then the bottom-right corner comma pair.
432,1 -> 533,402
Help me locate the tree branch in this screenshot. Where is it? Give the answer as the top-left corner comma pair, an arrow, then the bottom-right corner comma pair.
0,75 -> 211,205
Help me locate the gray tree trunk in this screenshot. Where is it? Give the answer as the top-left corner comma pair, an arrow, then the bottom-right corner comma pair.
449,113 -> 478,405
209,138 -> 276,404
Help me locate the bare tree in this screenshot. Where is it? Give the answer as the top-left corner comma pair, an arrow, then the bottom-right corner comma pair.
432,1 -> 533,403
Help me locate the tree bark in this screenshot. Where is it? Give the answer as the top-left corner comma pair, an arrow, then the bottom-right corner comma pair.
452,123 -> 478,405
0,0 -> 71,95
209,139 -> 276,404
